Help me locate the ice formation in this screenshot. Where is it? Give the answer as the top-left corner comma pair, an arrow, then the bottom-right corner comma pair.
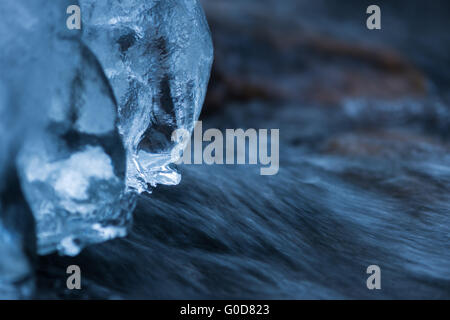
0,0 -> 212,267
80,0 -> 214,193
3,0 -> 133,256
0,1 -> 41,298
0,170 -> 36,299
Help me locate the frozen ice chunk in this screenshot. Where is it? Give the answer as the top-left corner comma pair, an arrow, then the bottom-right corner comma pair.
17,43 -> 135,255
0,0 -> 135,255
1,0 -> 212,257
0,93 -> 34,298
0,3 -> 40,298
0,168 -> 36,299
80,0 -> 214,193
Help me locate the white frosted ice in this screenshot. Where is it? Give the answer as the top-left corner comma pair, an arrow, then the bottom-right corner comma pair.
24,146 -> 115,202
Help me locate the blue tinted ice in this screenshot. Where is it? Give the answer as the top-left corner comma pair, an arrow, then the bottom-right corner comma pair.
80,0 -> 214,193
0,0 -> 212,259
2,0 -> 134,256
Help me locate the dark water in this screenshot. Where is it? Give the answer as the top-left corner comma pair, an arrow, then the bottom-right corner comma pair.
36,0 -> 450,299
37,104 -> 450,299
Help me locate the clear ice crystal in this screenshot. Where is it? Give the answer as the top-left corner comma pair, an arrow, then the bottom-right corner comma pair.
80,0 -> 214,193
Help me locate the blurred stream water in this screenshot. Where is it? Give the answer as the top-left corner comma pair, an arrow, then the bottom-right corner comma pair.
35,0 -> 450,299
